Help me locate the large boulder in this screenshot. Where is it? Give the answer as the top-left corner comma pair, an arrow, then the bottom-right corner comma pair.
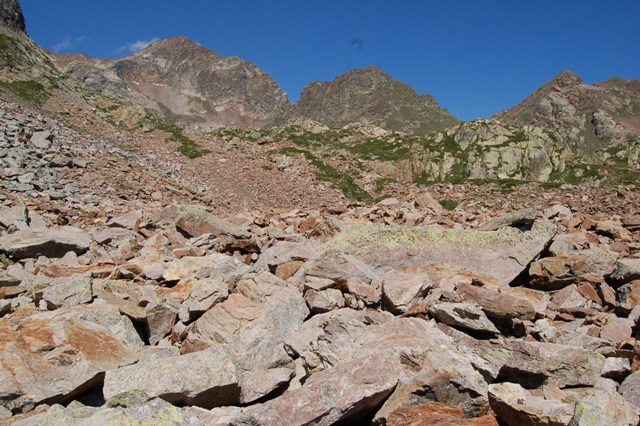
230,351 -> 402,426
180,273 -> 309,404
0,304 -> 140,414
298,220 -> 556,289
0,227 -> 93,259
103,345 -> 240,409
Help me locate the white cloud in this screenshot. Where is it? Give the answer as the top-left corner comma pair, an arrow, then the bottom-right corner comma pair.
52,36 -> 85,53
117,37 -> 161,54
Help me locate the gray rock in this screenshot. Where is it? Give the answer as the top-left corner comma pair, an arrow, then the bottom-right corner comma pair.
610,259 -> 640,287
488,382 -> 574,426
34,274 -> 93,309
30,131 -> 53,149
181,277 -> 308,404
0,227 -> 93,259
300,220 -> 556,288
104,345 -> 240,409
569,391 -> 639,425
479,206 -> 539,231
619,370 -> 640,416
429,302 -> 500,336
380,268 -> 432,314
496,340 -> 606,388
13,398 -> 205,426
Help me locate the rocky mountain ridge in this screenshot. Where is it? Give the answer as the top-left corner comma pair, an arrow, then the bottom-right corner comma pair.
294,66 -> 457,134
495,71 -> 640,159
52,36 -> 294,129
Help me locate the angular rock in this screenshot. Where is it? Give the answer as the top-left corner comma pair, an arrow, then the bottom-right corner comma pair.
181,277 -> 308,403
175,205 -> 250,239
231,351 -> 401,426
284,310 -> 490,419
456,282 -> 536,321
387,403 -> 499,426
488,382 -> 574,426
163,253 -> 250,283
104,345 -> 240,409
0,227 -> 93,259
381,268 -> 432,314
495,340 -> 606,388
180,278 -> 229,322
528,249 -> 619,291
429,302 -> 500,336
145,298 -> 180,346
610,259 -> 640,287
305,288 -> 345,314
0,305 -> 139,413
619,369 -> 640,415
33,274 -> 93,310
479,206 -> 539,231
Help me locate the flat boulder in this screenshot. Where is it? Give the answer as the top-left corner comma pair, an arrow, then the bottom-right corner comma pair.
300,220 -> 556,287
103,345 -> 240,409
231,351 -> 401,426
0,304 -> 140,414
0,227 -> 93,259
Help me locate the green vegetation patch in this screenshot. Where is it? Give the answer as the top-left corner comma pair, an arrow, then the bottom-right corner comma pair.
0,80 -> 50,105
151,118 -> 210,158
277,147 -> 373,202
438,199 -> 459,211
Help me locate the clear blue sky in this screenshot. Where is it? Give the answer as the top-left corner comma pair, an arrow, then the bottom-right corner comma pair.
20,0 -> 640,121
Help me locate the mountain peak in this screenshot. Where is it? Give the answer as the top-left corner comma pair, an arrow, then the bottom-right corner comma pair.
0,0 -> 26,33
135,35 -> 222,62
550,70 -> 584,86
296,66 -> 456,134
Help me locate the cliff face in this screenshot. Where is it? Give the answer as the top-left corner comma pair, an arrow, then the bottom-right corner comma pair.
295,66 -> 457,134
494,71 -> 640,160
0,0 -> 26,34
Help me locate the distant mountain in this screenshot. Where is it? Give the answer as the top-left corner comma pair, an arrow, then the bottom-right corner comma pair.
295,66 -> 457,134
494,71 -> 640,159
54,36 -> 294,129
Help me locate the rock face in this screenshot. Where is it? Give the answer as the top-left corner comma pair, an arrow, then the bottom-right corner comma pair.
295,66 -> 457,134
409,119 -> 567,182
0,0 -> 26,33
495,71 -> 640,159
54,36 -> 293,129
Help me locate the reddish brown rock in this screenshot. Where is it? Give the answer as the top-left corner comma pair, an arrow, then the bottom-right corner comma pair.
387,403 -> 499,426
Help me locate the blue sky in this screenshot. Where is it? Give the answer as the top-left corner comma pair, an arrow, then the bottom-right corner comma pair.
20,1 -> 640,121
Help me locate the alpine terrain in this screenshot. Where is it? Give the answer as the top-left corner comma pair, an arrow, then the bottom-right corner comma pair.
1,1 -> 640,425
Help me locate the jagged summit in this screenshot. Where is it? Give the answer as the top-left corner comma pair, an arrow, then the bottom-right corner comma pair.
494,70 -> 640,158
295,66 -> 457,134
0,0 -> 26,33
135,35 -> 222,60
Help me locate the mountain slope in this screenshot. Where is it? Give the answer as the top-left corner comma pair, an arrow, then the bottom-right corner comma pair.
54,36 -> 294,129
494,71 -> 640,159
295,66 -> 457,134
